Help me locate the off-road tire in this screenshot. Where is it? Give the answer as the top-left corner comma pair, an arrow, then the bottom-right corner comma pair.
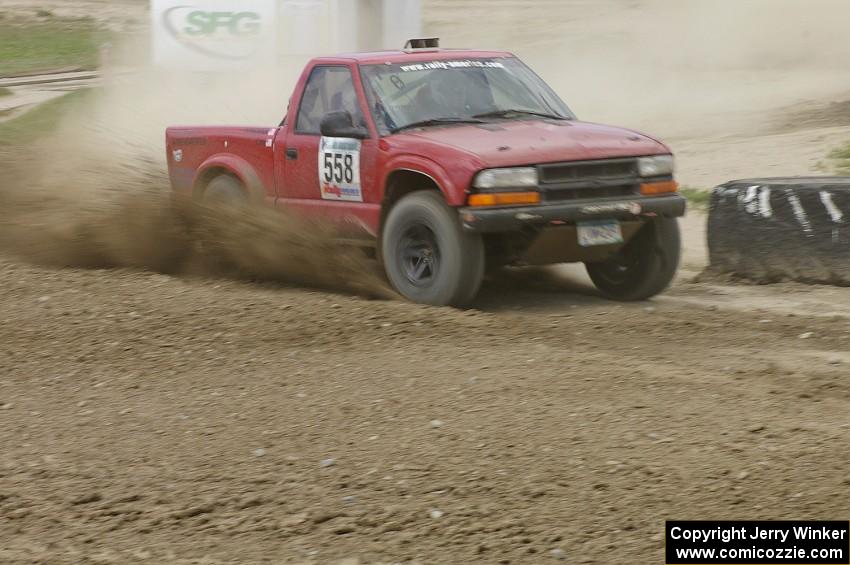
197,175 -> 248,272
382,191 -> 485,307
585,217 -> 680,301
203,175 -> 247,205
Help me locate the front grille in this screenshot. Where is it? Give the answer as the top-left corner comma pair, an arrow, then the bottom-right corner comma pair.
540,159 -> 637,183
538,158 -> 640,202
546,184 -> 639,201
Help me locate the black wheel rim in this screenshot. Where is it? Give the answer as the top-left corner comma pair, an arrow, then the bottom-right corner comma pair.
594,248 -> 641,286
398,224 -> 440,287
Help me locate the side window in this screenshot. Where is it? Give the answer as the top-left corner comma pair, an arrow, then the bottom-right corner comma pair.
296,66 -> 365,135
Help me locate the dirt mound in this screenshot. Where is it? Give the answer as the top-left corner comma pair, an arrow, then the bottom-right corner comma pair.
770,98 -> 850,134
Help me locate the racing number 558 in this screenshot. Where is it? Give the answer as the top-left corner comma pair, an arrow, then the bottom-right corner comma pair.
323,152 -> 354,184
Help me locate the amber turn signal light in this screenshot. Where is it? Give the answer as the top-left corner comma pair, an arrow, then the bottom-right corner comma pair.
640,180 -> 679,196
468,191 -> 541,207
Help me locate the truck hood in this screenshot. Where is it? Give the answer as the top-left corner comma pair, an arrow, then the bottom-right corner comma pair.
398,119 -> 669,167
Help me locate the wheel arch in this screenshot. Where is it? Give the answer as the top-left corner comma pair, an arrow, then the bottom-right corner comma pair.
383,168 -> 443,206
192,154 -> 264,202
381,154 -> 466,204
378,168 -> 447,263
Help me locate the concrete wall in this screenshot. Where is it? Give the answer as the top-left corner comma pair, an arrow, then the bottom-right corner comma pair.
152,0 -> 422,70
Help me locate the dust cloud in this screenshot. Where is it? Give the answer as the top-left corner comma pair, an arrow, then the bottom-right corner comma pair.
427,0 -> 850,139
0,31 -> 388,298
5,0 -> 850,288
0,160 -> 390,298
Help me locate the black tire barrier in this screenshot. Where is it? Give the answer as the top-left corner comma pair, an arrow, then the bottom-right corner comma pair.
708,177 -> 850,285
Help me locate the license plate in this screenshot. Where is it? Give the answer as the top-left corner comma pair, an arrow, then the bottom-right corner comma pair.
577,220 -> 623,247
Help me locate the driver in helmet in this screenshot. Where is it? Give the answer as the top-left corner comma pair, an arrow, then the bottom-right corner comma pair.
417,69 -> 470,118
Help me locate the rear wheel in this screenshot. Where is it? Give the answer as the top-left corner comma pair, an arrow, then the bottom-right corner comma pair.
203,174 -> 247,205
382,191 -> 484,307
585,217 -> 680,301
197,175 -> 247,271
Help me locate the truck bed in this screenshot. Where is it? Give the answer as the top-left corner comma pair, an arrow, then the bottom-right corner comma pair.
166,126 -> 278,200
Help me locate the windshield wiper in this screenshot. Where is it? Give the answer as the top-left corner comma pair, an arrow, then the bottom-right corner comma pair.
473,109 -> 568,120
391,117 -> 485,133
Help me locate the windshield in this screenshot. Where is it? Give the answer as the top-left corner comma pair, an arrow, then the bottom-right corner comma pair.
360,57 -> 574,134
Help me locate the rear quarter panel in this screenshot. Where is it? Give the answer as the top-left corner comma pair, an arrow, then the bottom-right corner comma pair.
166,126 -> 278,201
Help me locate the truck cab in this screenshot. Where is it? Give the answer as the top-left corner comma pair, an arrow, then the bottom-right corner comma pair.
167,40 -> 686,307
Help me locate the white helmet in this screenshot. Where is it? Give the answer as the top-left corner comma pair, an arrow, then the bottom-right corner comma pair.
429,70 -> 468,114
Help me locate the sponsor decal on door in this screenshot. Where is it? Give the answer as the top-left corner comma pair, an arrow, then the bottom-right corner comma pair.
319,136 -> 362,202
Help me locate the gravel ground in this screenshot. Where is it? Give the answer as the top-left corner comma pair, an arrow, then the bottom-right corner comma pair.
2,255 -> 850,564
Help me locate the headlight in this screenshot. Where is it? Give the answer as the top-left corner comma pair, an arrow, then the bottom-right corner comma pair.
638,155 -> 674,177
474,167 -> 538,190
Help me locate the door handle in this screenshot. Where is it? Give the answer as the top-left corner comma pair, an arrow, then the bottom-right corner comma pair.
285,148 -> 298,160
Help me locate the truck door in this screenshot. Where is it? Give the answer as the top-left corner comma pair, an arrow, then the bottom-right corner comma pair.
277,64 -> 380,236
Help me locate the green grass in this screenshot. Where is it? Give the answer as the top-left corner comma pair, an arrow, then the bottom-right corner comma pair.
0,89 -> 93,146
0,18 -> 105,77
680,186 -> 711,210
826,142 -> 850,174
0,87 -> 12,97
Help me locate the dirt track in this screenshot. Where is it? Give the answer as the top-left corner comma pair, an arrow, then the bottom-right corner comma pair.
4,0 -> 850,563
3,247 -> 850,564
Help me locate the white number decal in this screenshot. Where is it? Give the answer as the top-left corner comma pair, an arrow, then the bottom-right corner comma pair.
318,137 -> 362,202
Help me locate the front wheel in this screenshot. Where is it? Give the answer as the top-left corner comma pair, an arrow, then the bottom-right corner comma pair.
382,191 -> 485,307
585,217 -> 681,301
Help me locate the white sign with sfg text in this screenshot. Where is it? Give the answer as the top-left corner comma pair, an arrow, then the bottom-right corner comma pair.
151,0 -> 278,70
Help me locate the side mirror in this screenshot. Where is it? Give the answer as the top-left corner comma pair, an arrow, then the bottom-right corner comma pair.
320,111 -> 369,139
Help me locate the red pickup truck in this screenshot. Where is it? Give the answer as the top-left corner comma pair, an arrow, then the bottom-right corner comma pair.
167,39 -> 685,307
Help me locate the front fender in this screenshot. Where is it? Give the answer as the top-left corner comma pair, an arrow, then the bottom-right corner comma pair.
194,153 -> 266,203
382,154 -> 471,206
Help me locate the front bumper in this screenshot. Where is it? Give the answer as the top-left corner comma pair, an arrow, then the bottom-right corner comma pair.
459,194 -> 687,233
